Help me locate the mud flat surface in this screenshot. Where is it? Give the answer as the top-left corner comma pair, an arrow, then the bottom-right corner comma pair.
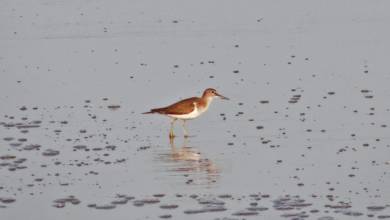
1,0 -> 390,219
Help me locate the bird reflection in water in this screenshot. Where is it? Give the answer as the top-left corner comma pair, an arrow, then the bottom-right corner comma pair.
155,137 -> 220,186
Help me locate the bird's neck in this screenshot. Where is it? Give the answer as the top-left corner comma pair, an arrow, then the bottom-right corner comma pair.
199,95 -> 213,109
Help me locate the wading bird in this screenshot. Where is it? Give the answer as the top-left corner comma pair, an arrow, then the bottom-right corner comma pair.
143,88 -> 229,138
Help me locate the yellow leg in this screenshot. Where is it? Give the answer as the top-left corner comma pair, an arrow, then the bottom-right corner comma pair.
182,120 -> 189,138
169,134 -> 175,147
169,118 -> 177,138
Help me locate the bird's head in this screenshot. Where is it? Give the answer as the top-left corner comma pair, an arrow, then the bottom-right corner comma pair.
202,88 -> 229,100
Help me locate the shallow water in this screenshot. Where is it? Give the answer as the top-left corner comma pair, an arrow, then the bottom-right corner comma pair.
1,0 -> 390,219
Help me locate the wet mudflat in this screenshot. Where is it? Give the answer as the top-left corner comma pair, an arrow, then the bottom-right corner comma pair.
1,0 -> 390,219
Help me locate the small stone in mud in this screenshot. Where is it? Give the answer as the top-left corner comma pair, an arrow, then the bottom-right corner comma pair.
111,199 -> 128,205
42,149 -> 60,156
137,146 -> 150,151
281,212 -> 309,218
52,203 -> 65,208
0,155 -> 16,160
116,194 -> 134,201
218,194 -> 232,199
0,198 -> 16,204
247,206 -> 269,211
197,198 -> 225,206
106,145 -> 116,150
73,145 -> 87,150
189,194 -> 198,199
52,196 -> 80,208
3,137 -> 14,141
134,198 -> 161,206
23,144 -> 41,151
10,142 -> 22,147
325,204 -> 351,209
140,198 -> 160,204
17,124 -> 40,129
153,194 -> 165,198
318,217 -> 336,220
335,210 -> 364,217
160,204 -> 179,209
184,207 -> 226,214
367,206 -> 386,211
95,204 -> 116,210
107,105 -> 121,110
232,210 -> 259,216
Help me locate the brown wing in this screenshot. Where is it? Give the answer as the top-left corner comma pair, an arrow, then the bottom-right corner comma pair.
150,97 -> 198,115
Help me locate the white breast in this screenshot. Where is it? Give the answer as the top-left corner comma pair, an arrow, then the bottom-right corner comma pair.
168,102 -> 206,120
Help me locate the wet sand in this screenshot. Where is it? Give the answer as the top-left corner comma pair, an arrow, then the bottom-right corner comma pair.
1,0 -> 390,219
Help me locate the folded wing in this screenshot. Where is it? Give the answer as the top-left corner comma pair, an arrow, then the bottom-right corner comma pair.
147,97 -> 198,115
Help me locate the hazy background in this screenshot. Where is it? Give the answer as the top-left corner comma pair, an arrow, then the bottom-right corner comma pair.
1,0 -> 390,219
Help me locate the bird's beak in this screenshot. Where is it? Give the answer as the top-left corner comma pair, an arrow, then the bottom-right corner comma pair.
216,92 -> 229,100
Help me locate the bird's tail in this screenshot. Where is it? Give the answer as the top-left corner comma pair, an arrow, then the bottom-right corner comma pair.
142,108 -> 166,114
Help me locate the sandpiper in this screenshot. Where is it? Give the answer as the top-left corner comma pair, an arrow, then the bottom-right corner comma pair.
143,88 -> 229,138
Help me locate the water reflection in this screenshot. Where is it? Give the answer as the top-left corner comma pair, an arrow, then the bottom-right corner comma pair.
155,137 -> 220,186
